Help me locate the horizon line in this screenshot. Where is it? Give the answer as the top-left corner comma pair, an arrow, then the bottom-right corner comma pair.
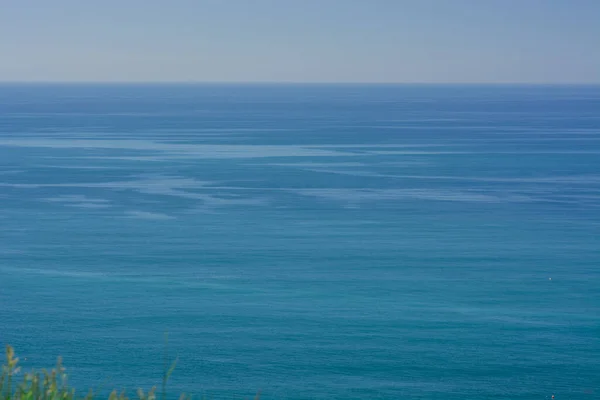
1,81 -> 600,86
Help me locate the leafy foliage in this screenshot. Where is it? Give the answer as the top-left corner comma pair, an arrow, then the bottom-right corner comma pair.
1,346 -> 187,400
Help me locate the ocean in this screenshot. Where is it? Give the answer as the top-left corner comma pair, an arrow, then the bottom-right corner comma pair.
0,84 -> 598,399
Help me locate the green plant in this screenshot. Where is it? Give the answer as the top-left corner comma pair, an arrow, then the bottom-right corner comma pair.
1,345 -> 187,400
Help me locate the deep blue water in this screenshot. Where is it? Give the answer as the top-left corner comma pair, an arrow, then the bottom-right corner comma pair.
0,84 -> 599,399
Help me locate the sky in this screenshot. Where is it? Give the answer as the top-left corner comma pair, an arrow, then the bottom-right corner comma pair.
1,0 -> 599,83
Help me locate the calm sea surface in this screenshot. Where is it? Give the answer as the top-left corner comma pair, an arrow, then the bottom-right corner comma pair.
0,84 -> 599,399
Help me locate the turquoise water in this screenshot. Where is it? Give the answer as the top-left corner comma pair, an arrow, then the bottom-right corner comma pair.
0,84 -> 599,399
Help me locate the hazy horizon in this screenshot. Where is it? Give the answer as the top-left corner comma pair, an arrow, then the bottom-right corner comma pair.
2,0 -> 600,84
2,81 -> 600,86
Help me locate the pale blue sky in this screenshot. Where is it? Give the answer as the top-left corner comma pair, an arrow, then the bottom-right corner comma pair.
1,0 -> 599,83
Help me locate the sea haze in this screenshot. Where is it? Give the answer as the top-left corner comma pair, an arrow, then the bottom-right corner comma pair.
0,84 -> 599,399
